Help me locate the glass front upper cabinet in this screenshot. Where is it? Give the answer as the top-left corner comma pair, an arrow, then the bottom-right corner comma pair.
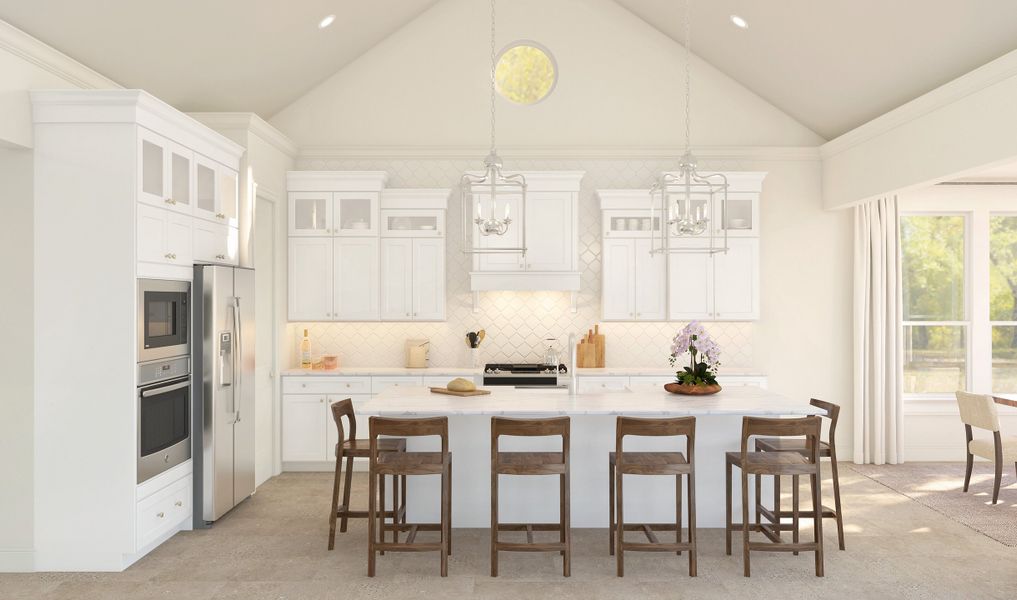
334,192 -> 379,236
289,192 -> 332,236
602,210 -> 662,238
381,209 -> 444,237
194,155 -> 219,222
218,166 -> 239,228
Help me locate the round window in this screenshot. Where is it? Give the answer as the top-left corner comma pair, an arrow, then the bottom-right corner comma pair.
495,42 -> 557,105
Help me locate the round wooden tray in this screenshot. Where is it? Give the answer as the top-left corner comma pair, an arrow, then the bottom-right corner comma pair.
664,382 -> 722,396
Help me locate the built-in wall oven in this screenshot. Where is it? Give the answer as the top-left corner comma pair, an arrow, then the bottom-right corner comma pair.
138,279 -> 190,363
137,356 -> 191,482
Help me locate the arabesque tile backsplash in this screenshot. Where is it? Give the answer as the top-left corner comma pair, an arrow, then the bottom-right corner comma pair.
287,156 -> 757,370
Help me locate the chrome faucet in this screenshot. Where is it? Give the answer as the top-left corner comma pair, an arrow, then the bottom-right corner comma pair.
567,332 -> 578,395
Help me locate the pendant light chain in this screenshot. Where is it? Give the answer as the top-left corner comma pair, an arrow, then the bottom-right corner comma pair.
490,0 -> 497,155
683,0 -> 692,156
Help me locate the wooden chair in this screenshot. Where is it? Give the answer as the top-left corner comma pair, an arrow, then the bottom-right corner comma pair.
726,416 -> 824,577
753,399 -> 845,550
367,416 -> 452,577
490,416 -> 571,577
609,416 -> 697,577
956,391 -> 1017,505
328,399 -> 406,551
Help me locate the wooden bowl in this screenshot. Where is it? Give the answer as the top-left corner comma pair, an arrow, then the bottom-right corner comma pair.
664,382 -> 722,396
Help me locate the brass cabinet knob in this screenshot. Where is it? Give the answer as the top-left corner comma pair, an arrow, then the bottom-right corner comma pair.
157,512 -> 165,518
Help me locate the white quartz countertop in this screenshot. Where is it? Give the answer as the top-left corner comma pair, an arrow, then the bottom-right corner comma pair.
282,367 -> 765,378
360,386 -> 819,417
575,367 -> 766,377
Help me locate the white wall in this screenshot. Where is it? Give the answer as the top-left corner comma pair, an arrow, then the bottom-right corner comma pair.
270,0 -> 822,148
0,146 -> 35,570
821,48 -> 1017,210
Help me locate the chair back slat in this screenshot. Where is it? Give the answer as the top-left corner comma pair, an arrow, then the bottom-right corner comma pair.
492,416 -> 570,438
369,416 -> 449,458
955,391 -> 1000,432
616,416 -> 695,463
810,398 -> 840,444
741,416 -> 821,462
330,398 -> 356,445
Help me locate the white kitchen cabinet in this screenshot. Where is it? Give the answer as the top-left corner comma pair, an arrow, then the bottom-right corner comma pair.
412,238 -> 445,320
475,193 -> 524,273
334,192 -> 379,236
668,244 -> 714,321
333,237 -> 379,321
289,192 -> 332,236
137,204 -> 192,266
288,237 -> 333,321
523,191 -> 574,272
381,208 -> 444,237
138,129 -> 192,215
193,154 -> 219,222
380,237 -> 445,321
218,164 -> 239,228
193,219 -> 238,264
712,238 -> 759,320
601,237 -> 665,321
371,376 -> 423,394
282,394 -> 327,461
577,376 -> 630,393
380,238 -> 413,320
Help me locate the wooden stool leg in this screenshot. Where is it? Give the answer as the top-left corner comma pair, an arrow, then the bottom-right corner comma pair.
367,468 -> 377,577
401,474 -> 408,525
441,465 -> 449,577
378,475 -> 386,556
792,474 -> 800,556
963,451 -> 973,492
676,474 -> 683,556
608,460 -> 615,556
448,460 -> 453,557
829,449 -> 845,550
563,469 -> 571,578
559,473 -> 566,557
340,455 -> 354,533
754,472 -> 761,529
328,449 -> 343,550
392,474 -> 400,545
725,460 -> 732,556
741,469 -> 751,577
490,468 -> 498,577
992,454 -> 1002,505
687,471 -> 697,577
616,466 -> 624,577
773,474 -> 781,540
811,471 -> 825,577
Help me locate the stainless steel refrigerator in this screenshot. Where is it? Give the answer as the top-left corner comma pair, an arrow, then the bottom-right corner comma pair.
192,264 -> 255,526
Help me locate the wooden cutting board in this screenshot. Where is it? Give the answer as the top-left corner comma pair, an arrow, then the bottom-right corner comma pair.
429,387 -> 492,397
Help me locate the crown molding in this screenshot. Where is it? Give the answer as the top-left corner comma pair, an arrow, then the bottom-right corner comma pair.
0,19 -> 119,89
188,112 -> 298,158
821,47 -> 1017,159
298,145 -> 821,162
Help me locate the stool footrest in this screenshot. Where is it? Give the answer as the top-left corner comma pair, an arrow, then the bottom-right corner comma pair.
494,541 -> 567,553
748,542 -> 821,553
621,542 -> 693,553
496,523 -> 565,532
374,542 -> 443,553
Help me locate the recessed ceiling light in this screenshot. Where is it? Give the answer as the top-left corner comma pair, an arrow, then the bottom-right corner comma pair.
730,14 -> 748,29
318,14 -> 336,29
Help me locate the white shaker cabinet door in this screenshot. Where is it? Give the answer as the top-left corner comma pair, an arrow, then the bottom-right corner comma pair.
193,219 -> 231,264
333,237 -> 379,321
713,237 -> 759,320
633,238 -> 666,320
288,237 -> 332,321
601,238 -> 634,320
289,192 -> 333,236
217,165 -> 239,229
165,211 -> 193,266
282,394 -> 327,462
193,154 -> 220,222
668,247 -> 713,321
412,238 -> 445,320
474,193 -> 523,272
137,128 -> 169,208
137,203 -> 167,263
380,238 -> 413,320
524,191 -> 573,272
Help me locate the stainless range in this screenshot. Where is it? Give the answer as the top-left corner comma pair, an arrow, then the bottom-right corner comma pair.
483,363 -> 568,388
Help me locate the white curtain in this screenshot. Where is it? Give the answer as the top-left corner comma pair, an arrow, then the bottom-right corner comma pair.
853,196 -> 904,465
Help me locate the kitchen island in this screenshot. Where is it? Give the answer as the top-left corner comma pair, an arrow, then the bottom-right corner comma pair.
360,386 -> 822,528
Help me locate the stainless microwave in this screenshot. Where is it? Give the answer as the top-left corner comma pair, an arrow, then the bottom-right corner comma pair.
138,279 -> 190,363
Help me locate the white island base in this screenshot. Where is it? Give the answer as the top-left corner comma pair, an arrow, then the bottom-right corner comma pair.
361,386 -> 823,528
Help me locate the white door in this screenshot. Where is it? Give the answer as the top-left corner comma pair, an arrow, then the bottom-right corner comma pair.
601,238 -> 634,320
254,195 -> 277,484
281,395 -> 326,461
193,155 -> 219,222
524,191 -> 573,271
218,165 -> 239,228
287,237 -> 332,321
633,238 -> 666,320
137,128 -> 168,207
668,246 -> 713,321
380,238 -> 413,320
713,237 -> 759,320
165,211 -> 192,265
137,203 -> 167,263
193,219 -> 229,263
412,238 -> 445,320
289,192 -> 333,236
334,237 -> 379,321
475,193 -> 524,272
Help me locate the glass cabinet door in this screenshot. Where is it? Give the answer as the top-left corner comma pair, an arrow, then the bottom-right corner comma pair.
289,192 -> 332,236
138,130 -> 168,207
716,193 -> 758,236
334,193 -> 378,236
166,143 -> 192,214
194,155 -> 219,221
602,210 -> 661,238
381,209 -> 444,236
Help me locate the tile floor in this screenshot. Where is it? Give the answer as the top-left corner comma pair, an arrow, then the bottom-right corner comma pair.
3,466 -> 1016,599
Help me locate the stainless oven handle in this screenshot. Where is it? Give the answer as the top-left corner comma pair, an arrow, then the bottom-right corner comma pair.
142,380 -> 190,397
231,296 -> 241,422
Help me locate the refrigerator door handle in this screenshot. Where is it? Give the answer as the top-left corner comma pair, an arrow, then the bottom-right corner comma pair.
232,295 -> 242,424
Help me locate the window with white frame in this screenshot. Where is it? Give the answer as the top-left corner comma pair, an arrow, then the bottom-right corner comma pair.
901,188 -> 1017,398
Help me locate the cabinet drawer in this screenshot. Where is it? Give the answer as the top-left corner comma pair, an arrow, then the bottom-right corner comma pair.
421,375 -> 473,388
371,376 -> 423,393
137,475 -> 191,549
282,376 -> 371,395
628,376 -> 675,390
577,377 -> 630,393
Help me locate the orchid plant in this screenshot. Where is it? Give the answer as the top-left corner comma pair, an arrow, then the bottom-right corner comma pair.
668,321 -> 720,386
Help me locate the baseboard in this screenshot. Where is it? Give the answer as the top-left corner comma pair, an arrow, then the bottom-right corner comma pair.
0,550 -> 34,572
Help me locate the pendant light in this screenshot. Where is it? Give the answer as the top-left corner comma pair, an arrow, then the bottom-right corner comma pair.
650,0 -> 729,255
460,0 -> 527,255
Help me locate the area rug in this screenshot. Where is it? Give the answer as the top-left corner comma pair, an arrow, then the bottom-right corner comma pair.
849,462 -> 1017,546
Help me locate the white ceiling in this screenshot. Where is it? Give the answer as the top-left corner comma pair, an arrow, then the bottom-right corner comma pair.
3,0 -> 1017,139
615,0 -> 1017,139
0,0 -> 439,117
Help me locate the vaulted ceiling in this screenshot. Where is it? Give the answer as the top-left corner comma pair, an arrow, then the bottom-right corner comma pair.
3,0 -> 1017,141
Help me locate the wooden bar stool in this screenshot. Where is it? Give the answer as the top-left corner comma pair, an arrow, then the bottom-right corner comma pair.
490,416 -> 571,578
367,416 -> 452,577
754,399 -> 845,550
609,416 -> 697,577
328,399 -> 406,551
726,416 -> 824,577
